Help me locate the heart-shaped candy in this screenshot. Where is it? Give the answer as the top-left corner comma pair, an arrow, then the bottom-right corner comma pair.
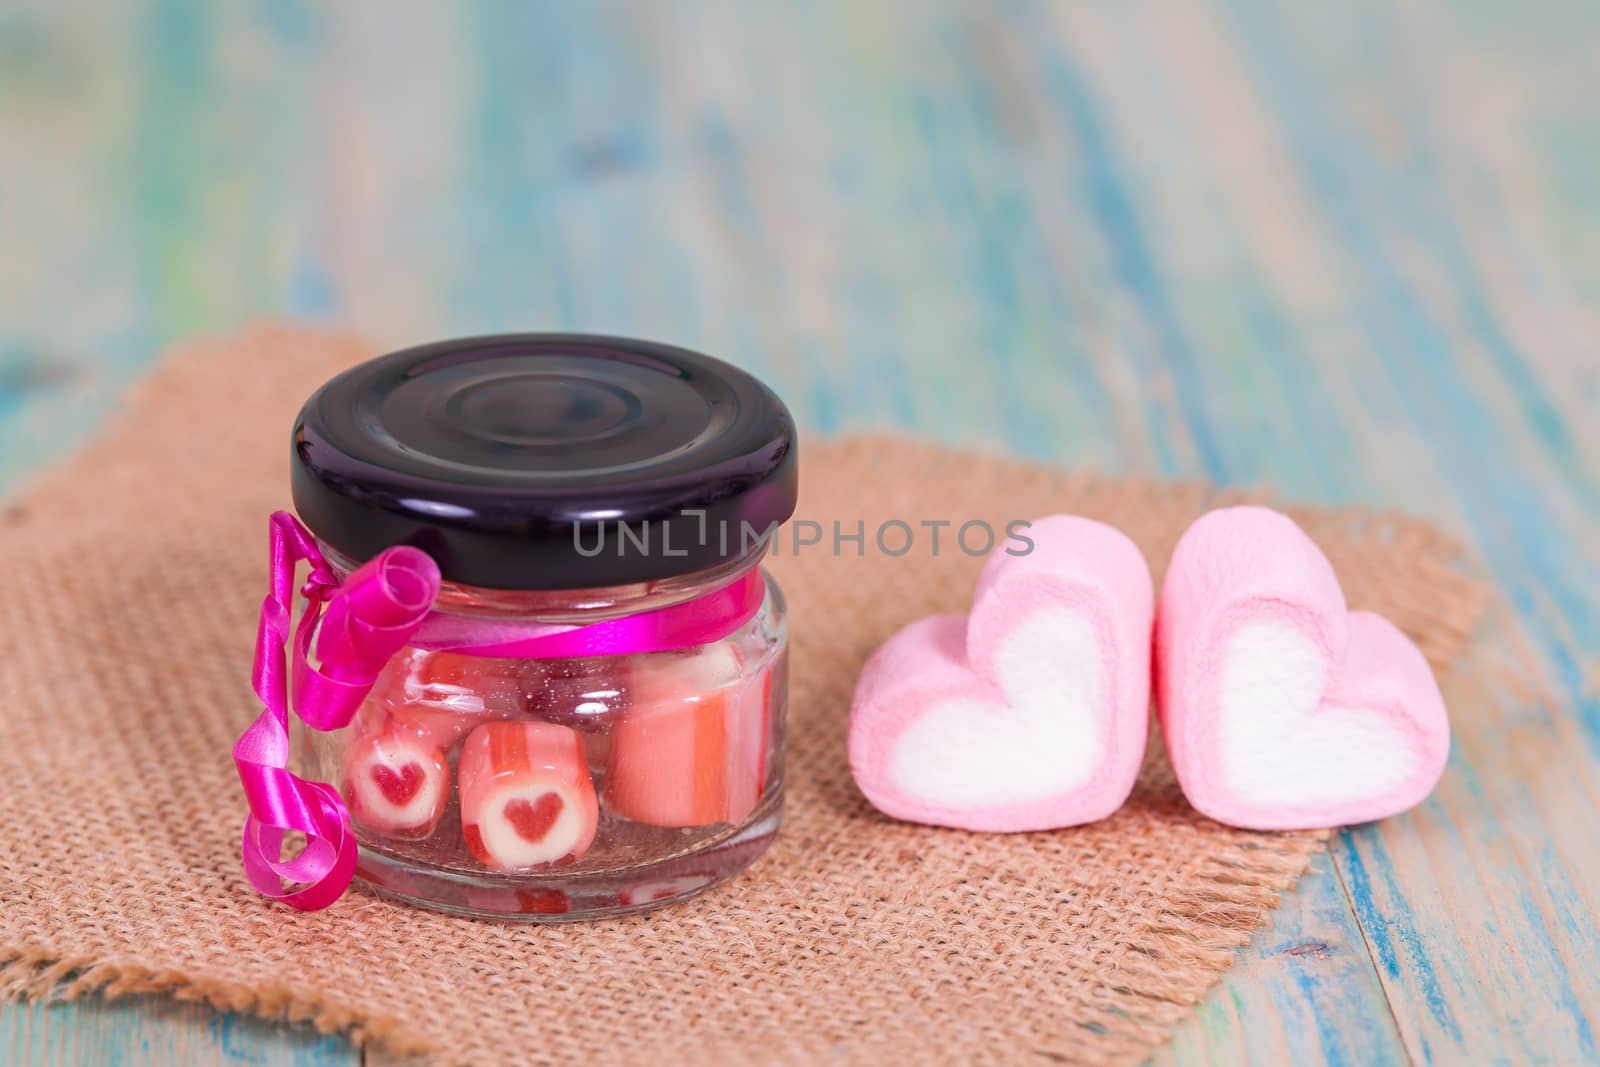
371,761 -> 427,806
1156,506 -> 1450,830
849,515 -> 1153,831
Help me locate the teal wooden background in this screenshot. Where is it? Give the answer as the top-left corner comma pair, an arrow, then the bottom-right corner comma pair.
3,1 -> 1598,1064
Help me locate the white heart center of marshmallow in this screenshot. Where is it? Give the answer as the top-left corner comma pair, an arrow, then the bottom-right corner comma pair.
1217,622 -> 1417,805
889,607 -> 1103,808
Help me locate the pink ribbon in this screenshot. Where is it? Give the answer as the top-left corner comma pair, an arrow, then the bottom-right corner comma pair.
233,511 -> 765,911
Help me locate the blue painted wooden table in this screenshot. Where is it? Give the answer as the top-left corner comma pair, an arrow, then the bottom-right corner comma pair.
3,2 -> 1597,1064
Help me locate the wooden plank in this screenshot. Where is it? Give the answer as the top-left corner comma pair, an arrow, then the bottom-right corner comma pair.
1154,853 -> 1408,1067
1014,4 -> 1416,1060
1208,1 -> 1600,1063
0,4 -> 361,1065
0,995 -> 351,1067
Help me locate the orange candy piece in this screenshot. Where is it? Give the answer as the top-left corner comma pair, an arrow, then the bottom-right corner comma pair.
603,646 -> 771,828
371,649 -> 527,718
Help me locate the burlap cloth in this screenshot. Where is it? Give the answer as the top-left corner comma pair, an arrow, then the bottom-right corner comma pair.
0,327 -> 1485,1066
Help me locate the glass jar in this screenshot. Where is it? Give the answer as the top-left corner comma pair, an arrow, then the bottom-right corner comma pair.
279,334 -> 797,920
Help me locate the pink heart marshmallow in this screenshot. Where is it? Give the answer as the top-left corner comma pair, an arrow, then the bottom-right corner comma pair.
1156,506 -> 1450,830
849,515 -> 1153,832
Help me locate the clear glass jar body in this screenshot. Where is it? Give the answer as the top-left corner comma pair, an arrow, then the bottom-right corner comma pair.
298,550 -> 788,920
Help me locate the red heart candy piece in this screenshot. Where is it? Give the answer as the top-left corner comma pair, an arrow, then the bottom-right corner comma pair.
371,762 -> 426,806
505,792 -> 565,843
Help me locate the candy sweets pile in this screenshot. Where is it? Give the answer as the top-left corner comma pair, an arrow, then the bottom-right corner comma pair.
340,642 -> 774,872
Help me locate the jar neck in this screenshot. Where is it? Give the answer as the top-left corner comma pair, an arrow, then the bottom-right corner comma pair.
317,541 -> 767,623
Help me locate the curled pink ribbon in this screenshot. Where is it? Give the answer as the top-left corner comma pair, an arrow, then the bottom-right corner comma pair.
233,511 -> 765,910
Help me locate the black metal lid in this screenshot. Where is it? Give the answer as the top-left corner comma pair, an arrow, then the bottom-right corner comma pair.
291,334 -> 797,589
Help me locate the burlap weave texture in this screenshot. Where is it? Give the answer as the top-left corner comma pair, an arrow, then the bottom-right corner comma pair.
0,327 -> 1485,1066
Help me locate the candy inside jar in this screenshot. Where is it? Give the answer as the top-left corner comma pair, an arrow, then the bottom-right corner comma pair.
310,608 -> 787,917
268,333 -> 797,919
